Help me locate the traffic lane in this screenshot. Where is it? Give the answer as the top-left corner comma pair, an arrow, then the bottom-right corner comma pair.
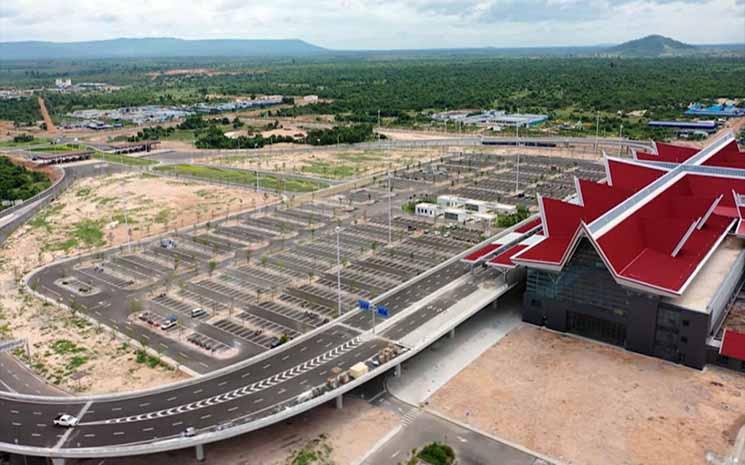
82,324 -> 360,422
63,339 -> 389,448
345,261 -> 469,330
381,281 -> 479,341
0,398 -> 87,448
0,354 -> 70,397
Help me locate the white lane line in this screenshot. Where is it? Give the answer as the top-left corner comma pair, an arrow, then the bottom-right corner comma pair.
113,431 -> 125,436
53,400 -> 93,450
142,427 -> 154,432
172,421 -> 183,427
227,406 -> 239,412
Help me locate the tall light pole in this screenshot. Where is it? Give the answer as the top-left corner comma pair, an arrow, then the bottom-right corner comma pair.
595,111 -> 600,153
387,172 -> 392,244
515,152 -> 520,194
335,226 -> 342,318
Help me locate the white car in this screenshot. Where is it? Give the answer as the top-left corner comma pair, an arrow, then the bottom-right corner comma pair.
53,414 -> 79,427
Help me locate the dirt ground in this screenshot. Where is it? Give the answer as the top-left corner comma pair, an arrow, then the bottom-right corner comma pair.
0,172 -> 276,394
70,398 -> 399,465
429,324 -> 745,465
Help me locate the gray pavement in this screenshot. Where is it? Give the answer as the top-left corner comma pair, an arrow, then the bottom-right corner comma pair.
361,400 -> 551,465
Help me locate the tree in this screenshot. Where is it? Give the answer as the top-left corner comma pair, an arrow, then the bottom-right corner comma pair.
208,260 -> 217,276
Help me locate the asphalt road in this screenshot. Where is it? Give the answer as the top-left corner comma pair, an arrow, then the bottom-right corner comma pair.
362,401 -> 550,465
0,260 -> 489,452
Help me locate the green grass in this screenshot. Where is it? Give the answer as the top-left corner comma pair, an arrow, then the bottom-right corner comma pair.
28,145 -> 81,153
300,160 -> 358,179
51,339 -> 85,355
44,238 -> 79,252
92,152 -> 158,167
72,219 -> 105,247
153,164 -> 328,192
0,137 -> 50,148
334,151 -> 385,163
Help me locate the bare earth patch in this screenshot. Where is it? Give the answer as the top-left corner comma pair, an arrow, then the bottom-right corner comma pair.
0,172 -> 276,394
68,398 -> 399,465
429,324 -> 745,465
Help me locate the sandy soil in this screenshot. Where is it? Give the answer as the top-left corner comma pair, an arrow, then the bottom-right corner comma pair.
0,172 -> 276,394
69,398 -> 399,465
429,324 -> 745,465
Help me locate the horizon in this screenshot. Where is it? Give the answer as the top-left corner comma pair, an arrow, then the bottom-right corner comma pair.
1,0 -> 744,50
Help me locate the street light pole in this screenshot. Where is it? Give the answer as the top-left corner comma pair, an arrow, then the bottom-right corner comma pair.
387,171 -> 392,244
335,226 -> 342,318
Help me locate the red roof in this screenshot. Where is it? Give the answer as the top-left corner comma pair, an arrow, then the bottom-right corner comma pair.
463,243 -> 502,263
488,244 -> 528,269
512,133 -> 745,296
635,142 -> 699,164
721,329 -> 745,362
515,218 -> 542,233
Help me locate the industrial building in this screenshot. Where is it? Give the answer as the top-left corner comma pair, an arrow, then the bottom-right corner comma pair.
648,120 -> 718,133
463,133 -> 745,372
432,110 -> 548,128
686,103 -> 745,118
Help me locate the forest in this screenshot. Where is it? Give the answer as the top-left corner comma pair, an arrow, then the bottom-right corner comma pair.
1,56 -> 743,140
0,157 -> 51,209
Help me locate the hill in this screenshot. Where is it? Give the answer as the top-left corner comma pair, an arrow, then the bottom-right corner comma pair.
0,38 -> 327,60
605,35 -> 698,57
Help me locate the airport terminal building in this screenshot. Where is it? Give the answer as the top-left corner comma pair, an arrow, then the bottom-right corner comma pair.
465,134 -> 745,371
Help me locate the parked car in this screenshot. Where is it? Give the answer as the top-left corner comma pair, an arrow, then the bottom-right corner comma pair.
161,317 -> 178,330
191,308 -> 207,319
53,414 -> 79,427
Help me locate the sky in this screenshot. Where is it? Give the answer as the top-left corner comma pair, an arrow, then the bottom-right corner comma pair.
1,0 -> 744,49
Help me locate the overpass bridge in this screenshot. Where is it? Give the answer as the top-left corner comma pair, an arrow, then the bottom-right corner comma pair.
0,216 -> 532,464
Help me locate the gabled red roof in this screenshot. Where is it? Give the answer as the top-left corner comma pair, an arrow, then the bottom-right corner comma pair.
700,140 -> 745,169
636,142 -> 699,164
606,158 -> 668,191
512,133 -> 745,296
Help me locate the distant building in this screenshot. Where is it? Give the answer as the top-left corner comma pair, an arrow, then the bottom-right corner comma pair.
648,120 -> 718,133
303,95 -> 319,103
686,103 -> 745,118
432,110 -> 548,128
55,78 -> 72,89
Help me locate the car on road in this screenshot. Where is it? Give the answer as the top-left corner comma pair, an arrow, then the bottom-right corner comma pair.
183,427 -> 196,437
53,414 -> 79,427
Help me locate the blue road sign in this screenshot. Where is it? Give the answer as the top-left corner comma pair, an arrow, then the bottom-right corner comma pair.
358,299 -> 371,311
376,305 -> 390,318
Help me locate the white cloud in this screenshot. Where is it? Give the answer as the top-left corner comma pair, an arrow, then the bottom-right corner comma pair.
0,0 -> 742,48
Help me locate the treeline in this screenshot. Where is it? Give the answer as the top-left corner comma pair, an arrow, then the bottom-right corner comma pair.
194,126 -> 294,149
192,121 -> 375,149
305,125 -> 376,145
0,157 -> 51,209
128,126 -> 174,141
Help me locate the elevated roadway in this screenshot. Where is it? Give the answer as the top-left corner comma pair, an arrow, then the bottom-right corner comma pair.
0,218 -> 528,462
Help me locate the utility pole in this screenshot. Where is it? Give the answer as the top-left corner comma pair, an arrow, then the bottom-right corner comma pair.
335,226 -> 342,318
515,152 -> 520,194
387,171 -> 392,244
595,111 -> 600,153
619,124 -> 624,156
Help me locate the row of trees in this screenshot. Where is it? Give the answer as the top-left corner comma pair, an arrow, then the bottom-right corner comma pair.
0,157 -> 51,209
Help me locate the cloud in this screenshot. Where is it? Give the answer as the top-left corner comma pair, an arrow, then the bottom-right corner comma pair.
0,0 -> 742,49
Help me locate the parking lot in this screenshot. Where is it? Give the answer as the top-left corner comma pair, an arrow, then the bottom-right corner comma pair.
37,148 -> 602,372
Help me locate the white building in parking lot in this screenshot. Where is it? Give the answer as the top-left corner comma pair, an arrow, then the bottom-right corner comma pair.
415,202 -> 440,218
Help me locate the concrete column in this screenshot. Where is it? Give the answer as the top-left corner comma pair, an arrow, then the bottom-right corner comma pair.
195,443 -> 205,462
394,363 -> 402,377
336,394 -> 343,410
51,458 -> 66,465
448,328 -> 455,339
